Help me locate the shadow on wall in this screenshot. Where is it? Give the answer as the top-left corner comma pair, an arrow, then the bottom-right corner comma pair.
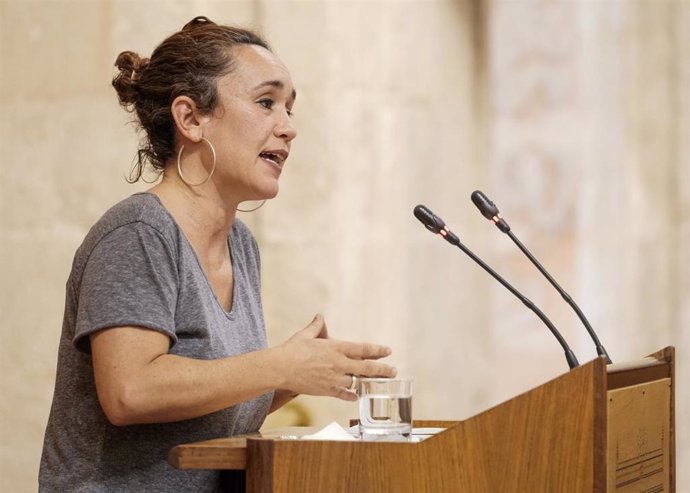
261,399 -> 314,430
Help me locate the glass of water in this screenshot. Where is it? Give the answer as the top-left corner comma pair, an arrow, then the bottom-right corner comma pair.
358,377 -> 413,441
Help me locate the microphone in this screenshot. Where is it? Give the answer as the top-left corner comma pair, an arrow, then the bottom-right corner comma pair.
413,205 -> 460,243
413,204 -> 579,370
470,190 -> 612,364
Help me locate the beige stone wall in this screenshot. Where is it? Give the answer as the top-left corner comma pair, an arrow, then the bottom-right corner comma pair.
1,1 -> 687,491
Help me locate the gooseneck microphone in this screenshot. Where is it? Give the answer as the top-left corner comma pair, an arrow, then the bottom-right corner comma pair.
470,190 -> 612,364
413,204 -> 579,370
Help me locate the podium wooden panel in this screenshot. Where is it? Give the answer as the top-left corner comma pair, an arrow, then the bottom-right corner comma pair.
169,347 -> 675,492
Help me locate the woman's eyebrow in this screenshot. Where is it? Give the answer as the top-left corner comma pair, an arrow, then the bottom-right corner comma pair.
253,80 -> 297,101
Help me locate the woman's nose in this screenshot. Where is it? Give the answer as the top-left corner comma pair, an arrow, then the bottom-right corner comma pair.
275,113 -> 297,142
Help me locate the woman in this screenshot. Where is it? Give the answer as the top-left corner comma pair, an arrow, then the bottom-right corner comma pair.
39,16 -> 396,492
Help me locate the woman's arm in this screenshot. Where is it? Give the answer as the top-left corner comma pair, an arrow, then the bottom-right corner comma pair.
91,314 -> 394,426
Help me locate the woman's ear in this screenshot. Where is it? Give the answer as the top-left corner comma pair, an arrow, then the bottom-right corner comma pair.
170,96 -> 211,143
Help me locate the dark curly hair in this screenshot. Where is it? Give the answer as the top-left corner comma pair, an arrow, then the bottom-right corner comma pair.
111,16 -> 271,182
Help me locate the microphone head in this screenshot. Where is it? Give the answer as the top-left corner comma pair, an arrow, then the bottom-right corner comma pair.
471,190 -> 500,220
413,204 -> 445,234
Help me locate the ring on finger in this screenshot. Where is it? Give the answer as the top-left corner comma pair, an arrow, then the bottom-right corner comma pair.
347,374 -> 358,391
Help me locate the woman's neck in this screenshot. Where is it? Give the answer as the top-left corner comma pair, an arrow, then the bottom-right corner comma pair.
148,172 -> 237,257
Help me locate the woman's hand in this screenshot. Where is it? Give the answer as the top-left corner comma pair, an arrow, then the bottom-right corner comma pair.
273,314 -> 396,401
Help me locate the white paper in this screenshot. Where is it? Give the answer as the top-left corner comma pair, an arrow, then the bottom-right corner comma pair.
300,421 -> 358,441
300,423 -> 446,442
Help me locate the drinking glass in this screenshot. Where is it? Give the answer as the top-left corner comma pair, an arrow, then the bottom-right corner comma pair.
358,377 -> 413,441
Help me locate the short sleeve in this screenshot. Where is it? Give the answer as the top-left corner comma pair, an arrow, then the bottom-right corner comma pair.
73,222 -> 179,353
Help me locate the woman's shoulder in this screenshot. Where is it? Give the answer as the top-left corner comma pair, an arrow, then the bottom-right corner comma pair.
78,193 -> 177,256
67,193 -> 179,289
102,192 -> 171,225
89,192 -> 174,236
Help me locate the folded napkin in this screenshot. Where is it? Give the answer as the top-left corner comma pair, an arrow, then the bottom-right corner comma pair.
300,422 -> 358,441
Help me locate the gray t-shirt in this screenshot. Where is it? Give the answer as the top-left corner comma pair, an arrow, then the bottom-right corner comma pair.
40,193 -> 273,492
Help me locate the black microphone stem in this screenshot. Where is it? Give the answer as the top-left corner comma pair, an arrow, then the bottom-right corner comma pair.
470,190 -> 612,364
447,234 -> 579,370
506,230 -> 612,364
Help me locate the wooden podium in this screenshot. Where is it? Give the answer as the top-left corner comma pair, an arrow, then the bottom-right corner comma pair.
169,347 -> 675,492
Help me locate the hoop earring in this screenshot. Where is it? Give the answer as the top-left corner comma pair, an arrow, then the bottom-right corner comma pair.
177,137 -> 216,187
237,200 -> 267,213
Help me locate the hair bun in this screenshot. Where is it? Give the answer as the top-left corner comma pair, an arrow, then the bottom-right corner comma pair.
112,51 -> 147,106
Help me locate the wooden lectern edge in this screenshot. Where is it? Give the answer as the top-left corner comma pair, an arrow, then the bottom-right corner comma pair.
606,346 -> 674,391
606,357 -> 663,372
650,345 -> 676,491
168,435 -> 253,470
168,421 -> 468,470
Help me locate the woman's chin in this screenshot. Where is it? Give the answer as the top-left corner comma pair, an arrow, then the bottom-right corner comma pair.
262,184 -> 280,199
238,188 -> 278,208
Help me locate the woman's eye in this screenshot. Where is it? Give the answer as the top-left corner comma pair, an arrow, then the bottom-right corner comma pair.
258,99 -> 274,110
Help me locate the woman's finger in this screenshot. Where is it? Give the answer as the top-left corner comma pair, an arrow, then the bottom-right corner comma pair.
348,360 -> 397,379
333,386 -> 359,402
337,341 -> 392,360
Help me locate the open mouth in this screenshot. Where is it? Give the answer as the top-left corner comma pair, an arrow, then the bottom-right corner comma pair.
259,151 -> 285,167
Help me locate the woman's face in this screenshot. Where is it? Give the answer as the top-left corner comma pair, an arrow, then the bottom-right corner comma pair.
204,44 -> 297,202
